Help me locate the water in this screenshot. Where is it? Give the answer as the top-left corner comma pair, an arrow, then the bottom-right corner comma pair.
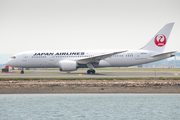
0,94 -> 180,120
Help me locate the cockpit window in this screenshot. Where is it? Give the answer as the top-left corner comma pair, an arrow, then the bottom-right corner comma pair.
11,56 -> 16,59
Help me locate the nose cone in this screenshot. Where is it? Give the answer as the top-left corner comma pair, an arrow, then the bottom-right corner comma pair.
6,59 -> 18,67
6,55 -> 18,67
6,59 -> 13,66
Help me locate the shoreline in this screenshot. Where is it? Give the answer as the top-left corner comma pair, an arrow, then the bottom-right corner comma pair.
1,80 -> 180,94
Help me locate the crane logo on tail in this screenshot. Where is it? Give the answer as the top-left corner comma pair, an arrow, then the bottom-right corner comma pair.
154,34 -> 166,47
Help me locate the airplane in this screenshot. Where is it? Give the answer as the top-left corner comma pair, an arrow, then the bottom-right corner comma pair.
6,23 -> 176,74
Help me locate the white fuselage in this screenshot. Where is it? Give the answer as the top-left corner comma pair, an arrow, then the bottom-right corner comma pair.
6,23 -> 176,74
6,49 -> 171,69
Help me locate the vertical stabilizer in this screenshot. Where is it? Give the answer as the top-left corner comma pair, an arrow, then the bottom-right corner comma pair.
141,23 -> 174,52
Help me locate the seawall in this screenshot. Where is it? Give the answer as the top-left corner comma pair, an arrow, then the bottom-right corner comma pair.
0,80 -> 180,93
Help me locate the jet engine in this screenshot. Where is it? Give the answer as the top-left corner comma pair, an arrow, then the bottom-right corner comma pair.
59,60 -> 77,71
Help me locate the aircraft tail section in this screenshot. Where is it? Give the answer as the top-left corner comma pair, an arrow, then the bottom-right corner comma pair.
141,23 -> 174,52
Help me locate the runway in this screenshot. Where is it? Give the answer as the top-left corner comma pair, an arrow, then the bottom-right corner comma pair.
0,70 -> 180,78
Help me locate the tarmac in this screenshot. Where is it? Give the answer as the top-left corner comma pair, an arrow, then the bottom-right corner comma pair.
0,70 -> 180,78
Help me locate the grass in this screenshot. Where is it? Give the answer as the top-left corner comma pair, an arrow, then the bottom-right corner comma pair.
1,77 -> 180,81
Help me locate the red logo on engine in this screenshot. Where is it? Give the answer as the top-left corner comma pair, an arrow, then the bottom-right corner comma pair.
154,34 -> 166,47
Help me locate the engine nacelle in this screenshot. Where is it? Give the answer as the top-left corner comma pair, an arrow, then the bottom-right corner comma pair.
59,60 -> 77,71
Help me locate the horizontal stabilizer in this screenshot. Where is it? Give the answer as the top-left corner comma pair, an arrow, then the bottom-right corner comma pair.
151,51 -> 177,57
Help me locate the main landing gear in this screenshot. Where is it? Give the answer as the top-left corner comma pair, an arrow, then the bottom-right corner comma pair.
86,63 -> 95,74
87,69 -> 95,74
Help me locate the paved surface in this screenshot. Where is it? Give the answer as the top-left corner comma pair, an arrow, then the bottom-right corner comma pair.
0,70 -> 180,78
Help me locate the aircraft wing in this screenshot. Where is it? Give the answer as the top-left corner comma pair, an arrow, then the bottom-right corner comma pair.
77,50 -> 128,64
151,51 -> 177,57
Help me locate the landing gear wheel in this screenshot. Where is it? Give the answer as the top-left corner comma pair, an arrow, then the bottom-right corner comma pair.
92,70 -> 95,74
87,70 -> 91,74
87,70 -> 96,74
21,70 -> 24,74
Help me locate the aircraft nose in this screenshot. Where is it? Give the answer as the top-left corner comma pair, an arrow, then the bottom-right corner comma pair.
6,56 -> 18,67
6,59 -> 12,66
6,59 -> 17,67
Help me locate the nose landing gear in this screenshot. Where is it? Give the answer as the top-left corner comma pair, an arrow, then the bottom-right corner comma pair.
21,69 -> 24,74
87,69 -> 95,74
21,70 -> 24,74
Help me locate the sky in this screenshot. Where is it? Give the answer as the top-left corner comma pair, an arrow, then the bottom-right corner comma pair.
0,54 -> 12,64
0,0 -> 180,55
